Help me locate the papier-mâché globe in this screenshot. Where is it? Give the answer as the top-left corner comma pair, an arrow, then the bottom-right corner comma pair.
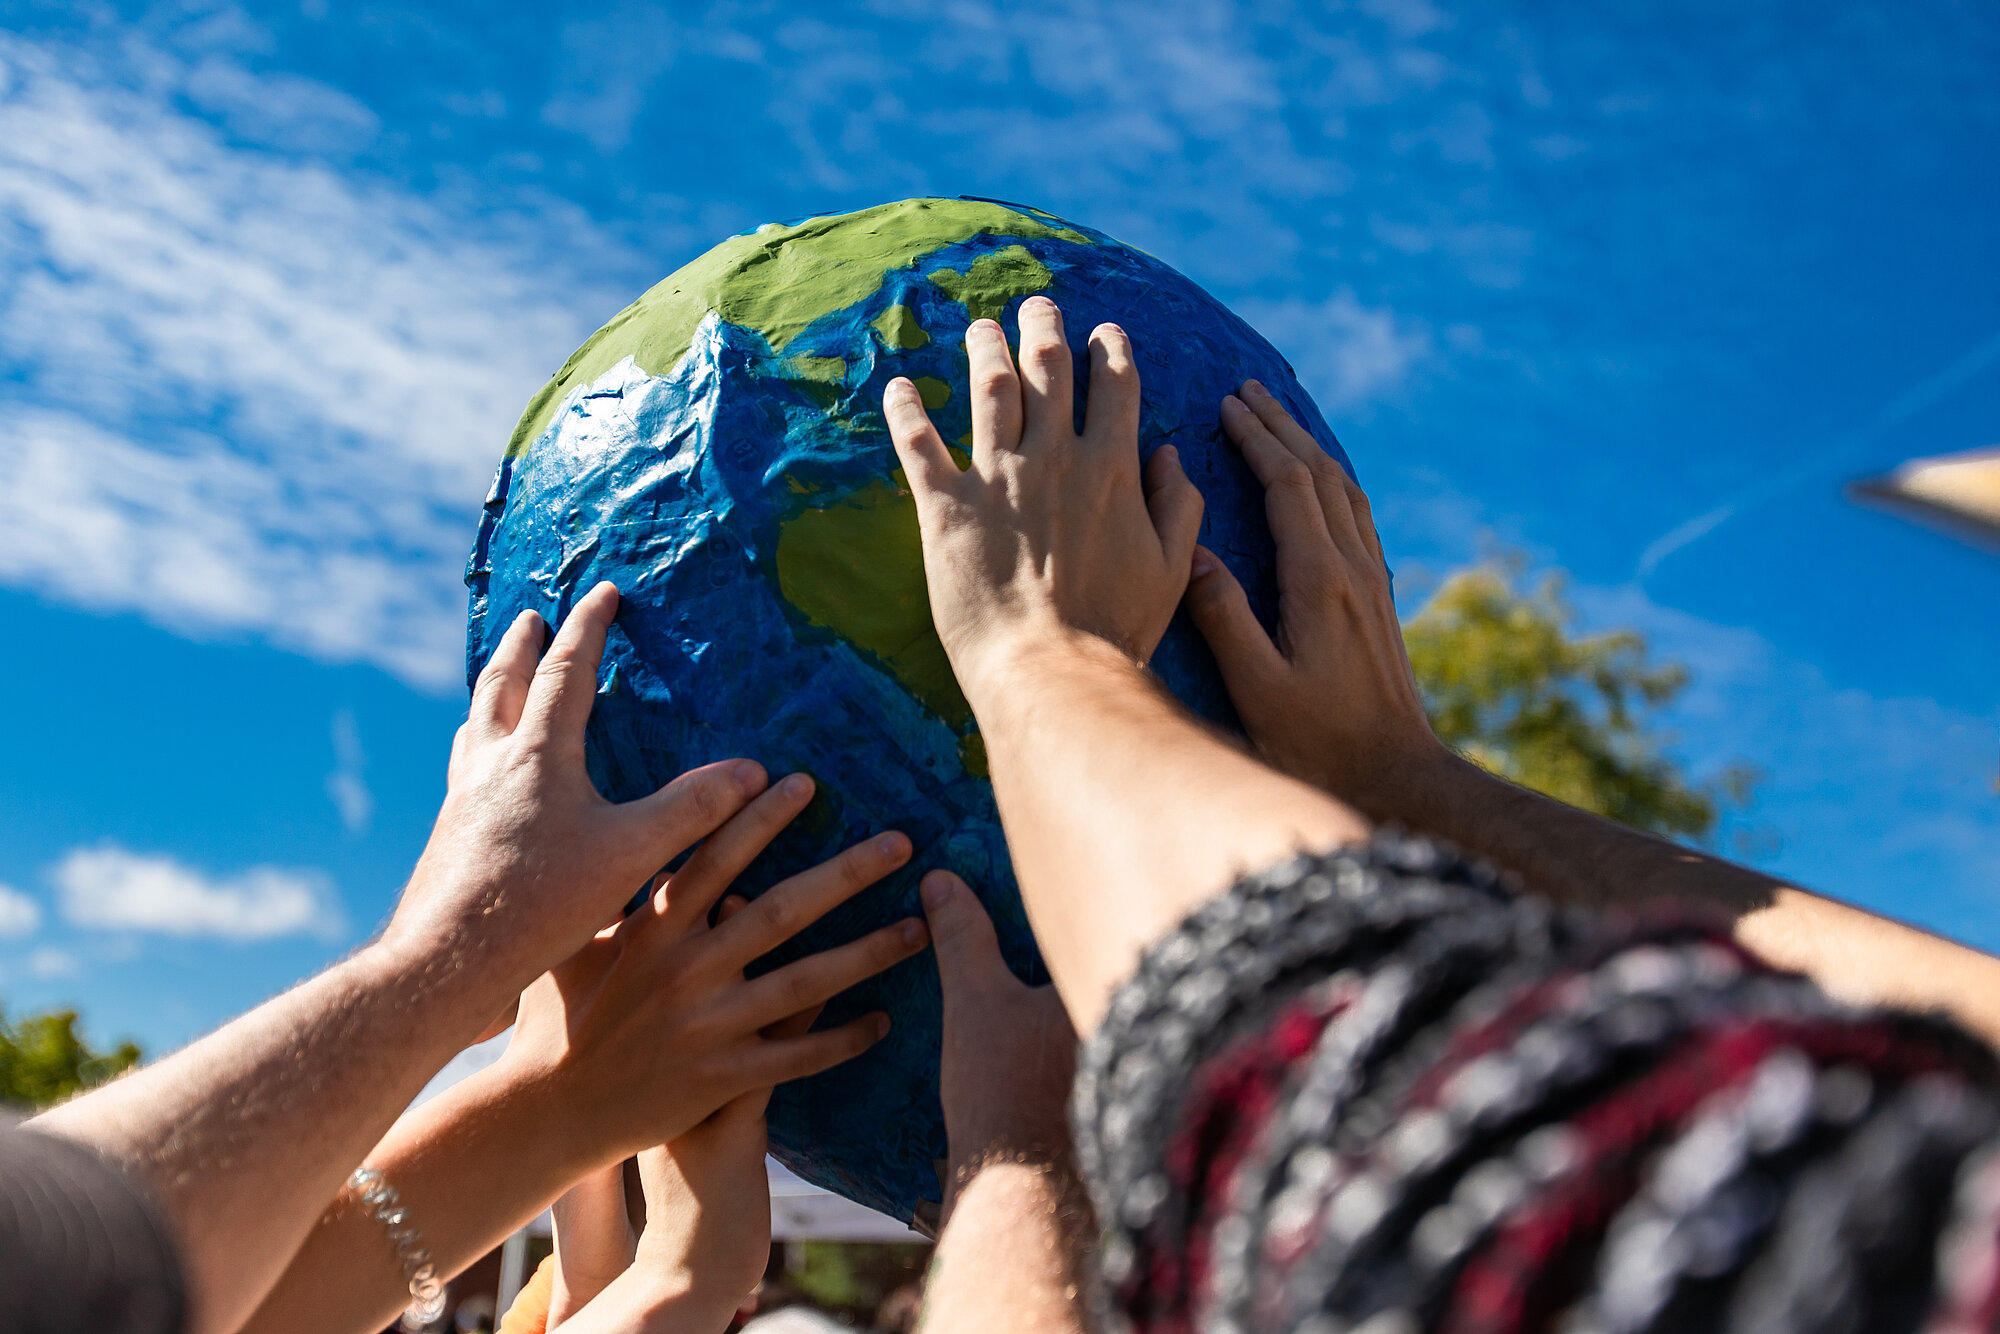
466,197 -> 1353,1226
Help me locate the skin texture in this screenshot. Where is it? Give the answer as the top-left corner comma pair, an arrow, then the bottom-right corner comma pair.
29,583 -> 783,1334
882,295 -> 1370,1035
913,869 -> 1091,1334
236,782 -> 925,1334
1184,380 -> 2000,1048
541,895 -> 812,1333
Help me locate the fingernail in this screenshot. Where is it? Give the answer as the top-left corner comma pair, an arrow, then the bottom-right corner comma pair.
901,918 -> 928,946
731,760 -> 767,796
1243,379 -> 1268,397
877,832 -> 909,859
920,874 -> 953,910
1191,548 -> 1220,578
873,1014 -> 892,1038
1220,394 -> 1243,412
782,773 -> 813,800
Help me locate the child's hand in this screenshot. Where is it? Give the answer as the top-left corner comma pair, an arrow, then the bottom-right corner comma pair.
1182,382 -> 1447,810
546,896 -> 814,1331
883,297 -> 1204,701
496,772 -> 929,1173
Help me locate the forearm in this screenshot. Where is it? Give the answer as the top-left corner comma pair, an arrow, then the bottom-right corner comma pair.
920,1161 -> 1092,1334
969,631 -> 1368,1034
1379,747 -> 2000,1046
30,940 -> 515,1334
236,1062 -> 598,1334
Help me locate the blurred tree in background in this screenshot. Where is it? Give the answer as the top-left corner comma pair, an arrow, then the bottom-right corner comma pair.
1403,560 -> 1753,842
0,1003 -> 141,1109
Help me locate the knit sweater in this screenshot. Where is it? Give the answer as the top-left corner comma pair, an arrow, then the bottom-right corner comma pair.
1073,835 -> 2000,1334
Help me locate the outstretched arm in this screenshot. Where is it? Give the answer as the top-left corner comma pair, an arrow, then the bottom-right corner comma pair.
29,584 -> 768,1334
236,780 -> 923,1334
1181,380 -> 2000,1046
882,298 -> 1368,1033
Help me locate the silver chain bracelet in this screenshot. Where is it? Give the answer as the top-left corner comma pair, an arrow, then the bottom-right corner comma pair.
348,1166 -> 447,1330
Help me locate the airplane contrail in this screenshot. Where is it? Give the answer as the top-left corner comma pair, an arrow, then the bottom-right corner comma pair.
1635,326 -> 2000,581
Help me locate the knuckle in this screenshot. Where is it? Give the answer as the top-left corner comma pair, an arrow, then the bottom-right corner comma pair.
1274,461 -> 1317,498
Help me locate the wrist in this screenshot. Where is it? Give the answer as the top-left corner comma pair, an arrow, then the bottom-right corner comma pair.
952,623 -> 1142,717
340,937 -> 523,1056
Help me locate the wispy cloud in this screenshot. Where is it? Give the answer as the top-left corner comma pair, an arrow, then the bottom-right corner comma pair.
325,708 -> 373,834
27,947 -> 79,980
1238,289 -> 1434,413
54,845 -> 346,942
0,31 -> 632,689
0,884 -> 41,938
1566,582 -> 2000,942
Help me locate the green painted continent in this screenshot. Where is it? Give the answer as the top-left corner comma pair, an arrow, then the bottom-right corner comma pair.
507,199 -> 1088,458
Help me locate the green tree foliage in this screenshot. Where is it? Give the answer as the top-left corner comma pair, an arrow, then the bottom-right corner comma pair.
0,1003 -> 141,1109
1403,561 -> 1750,841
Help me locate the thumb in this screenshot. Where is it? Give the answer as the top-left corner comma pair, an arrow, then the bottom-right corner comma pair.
919,870 -> 1005,995
1185,545 -> 1286,685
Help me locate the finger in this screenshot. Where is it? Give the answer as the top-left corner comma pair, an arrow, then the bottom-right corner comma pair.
622,759 -> 770,875
709,831 -> 913,968
733,1002 -> 826,1121
1344,471 -> 1389,568
884,377 -> 962,500
1143,446 -> 1205,573
764,1001 -> 825,1041
1241,380 -> 1371,568
716,894 -> 748,924
1221,394 -> 1341,585
918,871 -> 1008,997
655,774 -> 817,933
1014,296 -> 1074,448
966,318 -> 1023,470
515,581 -> 618,749
1082,323 -> 1140,455
729,918 -> 929,1031
733,1012 -> 892,1089
468,608 -> 546,743
1185,545 -> 1290,684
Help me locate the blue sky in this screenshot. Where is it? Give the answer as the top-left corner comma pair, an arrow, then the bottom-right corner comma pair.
0,0 -> 1994,1057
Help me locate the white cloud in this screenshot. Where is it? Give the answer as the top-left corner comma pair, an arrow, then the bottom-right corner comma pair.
27,947 -> 78,979
54,844 -> 346,942
1238,289 -> 1434,411
0,32 -> 634,689
326,708 -> 373,834
0,883 -> 40,937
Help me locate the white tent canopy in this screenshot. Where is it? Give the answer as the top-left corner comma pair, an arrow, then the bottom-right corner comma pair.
412,1031 -> 924,1245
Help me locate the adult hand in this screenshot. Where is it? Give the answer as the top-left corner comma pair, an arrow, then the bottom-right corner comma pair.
920,870 -> 1077,1216
1183,381 -> 1448,810
386,580 -> 769,992
883,296 -> 1204,697
495,772 -> 929,1171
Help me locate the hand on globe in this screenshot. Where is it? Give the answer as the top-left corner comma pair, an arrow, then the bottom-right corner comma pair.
883,295 -> 1206,702
384,580 -> 772,995
497,772 -> 928,1170
1182,382 -> 1448,811
921,869 -> 1077,1220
